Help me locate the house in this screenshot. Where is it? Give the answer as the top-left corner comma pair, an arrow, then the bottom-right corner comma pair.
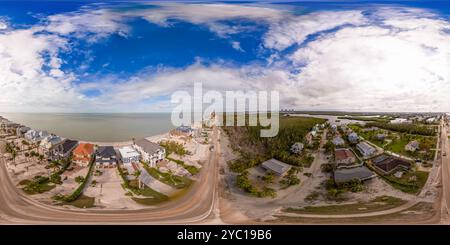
372,154 -> 411,174
24,130 -> 49,142
334,148 -> 358,168
118,146 -> 140,165
405,140 -> 420,152
332,136 -> 345,146
426,117 -> 436,123
16,126 -> 30,137
133,138 -> 165,167
290,142 -> 304,154
171,125 -> 195,137
330,124 -> 338,132
51,139 -> 78,161
261,158 -> 291,176
356,141 -> 376,157
39,135 -> 63,158
376,133 -> 386,141
95,146 -> 117,168
348,132 -> 359,144
334,166 -> 375,185
72,143 -> 95,167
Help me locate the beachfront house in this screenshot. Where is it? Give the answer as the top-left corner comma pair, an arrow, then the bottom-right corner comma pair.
348,132 -> 359,144
261,158 -> 292,176
171,125 -> 194,137
133,138 -> 165,167
334,148 -> 358,168
332,136 -> 345,147
72,143 -> 95,167
39,135 -> 63,158
95,146 -> 117,168
51,139 -> 78,161
16,126 -> 30,137
290,142 -> 304,154
118,146 -> 140,165
356,141 -> 376,157
25,130 -> 49,143
405,140 -> 420,152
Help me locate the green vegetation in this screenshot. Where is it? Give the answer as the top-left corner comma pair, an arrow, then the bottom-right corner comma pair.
118,166 -> 169,204
55,158 -> 95,203
337,116 -> 391,123
236,171 -> 277,198
75,176 -> 85,183
143,165 -> 192,189
384,135 -> 435,161
366,122 -> 436,136
324,178 -> 364,201
132,189 -> 169,205
367,163 -> 429,194
22,177 -> 55,195
65,195 -> 95,208
160,140 -> 191,156
225,116 -> 326,173
167,156 -> 199,175
279,168 -> 300,189
285,196 -> 406,215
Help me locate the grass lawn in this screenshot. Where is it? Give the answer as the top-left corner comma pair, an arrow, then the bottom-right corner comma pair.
284,196 -> 406,215
382,171 -> 429,194
132,187 -> 169,205
66,195 -> 95,208
22,182 -> 56,195
167,157 -> 200,175
145,167 -> 192,189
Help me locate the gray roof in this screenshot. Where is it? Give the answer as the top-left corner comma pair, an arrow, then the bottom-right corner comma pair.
96,146 -> 116,158
356,142 -> 375,153
334,166 -> 375,184
261,158 -> 291,175
134,138 -> 164,154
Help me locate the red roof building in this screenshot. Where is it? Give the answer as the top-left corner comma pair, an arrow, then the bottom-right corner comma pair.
72,143 -> 95,167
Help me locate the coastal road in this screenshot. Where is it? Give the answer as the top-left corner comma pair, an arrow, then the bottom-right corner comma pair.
0,127 -> 221,224
440,119 -> 450,218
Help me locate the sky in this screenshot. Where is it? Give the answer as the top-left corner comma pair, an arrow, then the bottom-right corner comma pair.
0,1 -> 449,112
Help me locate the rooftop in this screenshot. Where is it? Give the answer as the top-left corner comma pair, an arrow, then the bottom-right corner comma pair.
261,158 -> 291,175
334,166 -> 375,184
134,138 -> 164,154
119,146 -> 140,158
335,148 -> 356,161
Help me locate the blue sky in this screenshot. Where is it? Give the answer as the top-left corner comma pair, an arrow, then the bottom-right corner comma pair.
1,1 -> 450,112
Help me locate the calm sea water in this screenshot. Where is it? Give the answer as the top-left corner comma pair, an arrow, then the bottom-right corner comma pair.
1,113 -> 174,142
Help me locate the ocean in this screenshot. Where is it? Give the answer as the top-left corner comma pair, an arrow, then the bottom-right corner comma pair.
0,113 -> 175,142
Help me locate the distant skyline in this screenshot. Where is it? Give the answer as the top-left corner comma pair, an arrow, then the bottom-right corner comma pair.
1,1 -> 449,112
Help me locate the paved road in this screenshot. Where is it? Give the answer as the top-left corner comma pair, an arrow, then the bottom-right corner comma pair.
440,120 -> 450,215
0,127 -> 221,224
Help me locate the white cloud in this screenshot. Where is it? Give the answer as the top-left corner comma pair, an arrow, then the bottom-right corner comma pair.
231,41 -> 244,52
1,3 -> 450,113
263,10 -> 366,50
287,9 -> 450,111
44,8 -> 129,41
0,28 -> 85,112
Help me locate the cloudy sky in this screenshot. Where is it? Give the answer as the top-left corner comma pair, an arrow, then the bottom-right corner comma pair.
0,1 -> 449,112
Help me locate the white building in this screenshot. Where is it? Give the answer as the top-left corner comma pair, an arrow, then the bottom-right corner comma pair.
348,132 -> 359,144
133,138 -> 165,168
24,130 -> 49,142
119,146 -> 140,165
39,135 -> 63,157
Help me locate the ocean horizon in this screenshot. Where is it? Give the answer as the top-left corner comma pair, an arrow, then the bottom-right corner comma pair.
1,112 -> 175,142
